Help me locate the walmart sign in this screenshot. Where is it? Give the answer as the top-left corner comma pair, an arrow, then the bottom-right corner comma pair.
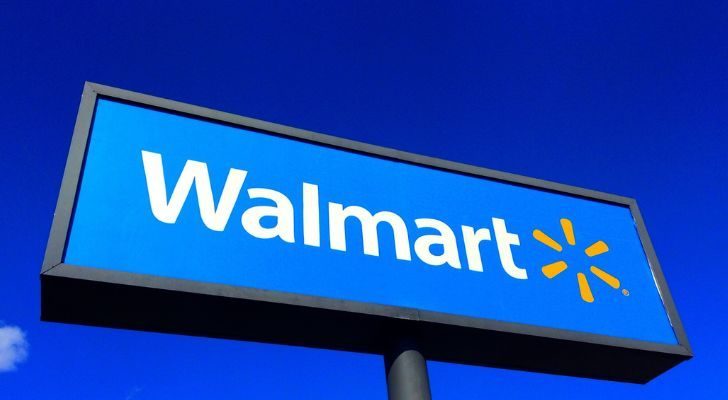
42,83 -> 691,383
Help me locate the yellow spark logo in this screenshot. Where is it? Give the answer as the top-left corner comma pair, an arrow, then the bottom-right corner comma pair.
533,218 -> 622,303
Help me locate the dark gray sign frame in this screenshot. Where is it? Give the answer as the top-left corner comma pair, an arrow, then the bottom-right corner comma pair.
41,82 -> 692,384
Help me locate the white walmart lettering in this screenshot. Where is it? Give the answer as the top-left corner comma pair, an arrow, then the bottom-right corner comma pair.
141,150 -> 528,279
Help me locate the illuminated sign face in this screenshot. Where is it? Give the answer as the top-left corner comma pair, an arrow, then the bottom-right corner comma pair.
63,98 -> 675,344
42,84 -> 691,383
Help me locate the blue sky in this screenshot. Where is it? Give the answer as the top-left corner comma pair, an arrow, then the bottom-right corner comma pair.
1,1 -> 726,398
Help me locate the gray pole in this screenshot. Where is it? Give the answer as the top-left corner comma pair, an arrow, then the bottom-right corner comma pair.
384,340 -> 432,400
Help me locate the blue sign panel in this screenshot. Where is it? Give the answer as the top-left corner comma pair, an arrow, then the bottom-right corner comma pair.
63,98 -> 677,345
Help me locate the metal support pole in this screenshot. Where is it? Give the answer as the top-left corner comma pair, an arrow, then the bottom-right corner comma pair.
384,340 -> 432,400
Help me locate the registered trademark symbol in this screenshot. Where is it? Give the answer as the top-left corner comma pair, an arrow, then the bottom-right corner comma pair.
622,289 -> 630,296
